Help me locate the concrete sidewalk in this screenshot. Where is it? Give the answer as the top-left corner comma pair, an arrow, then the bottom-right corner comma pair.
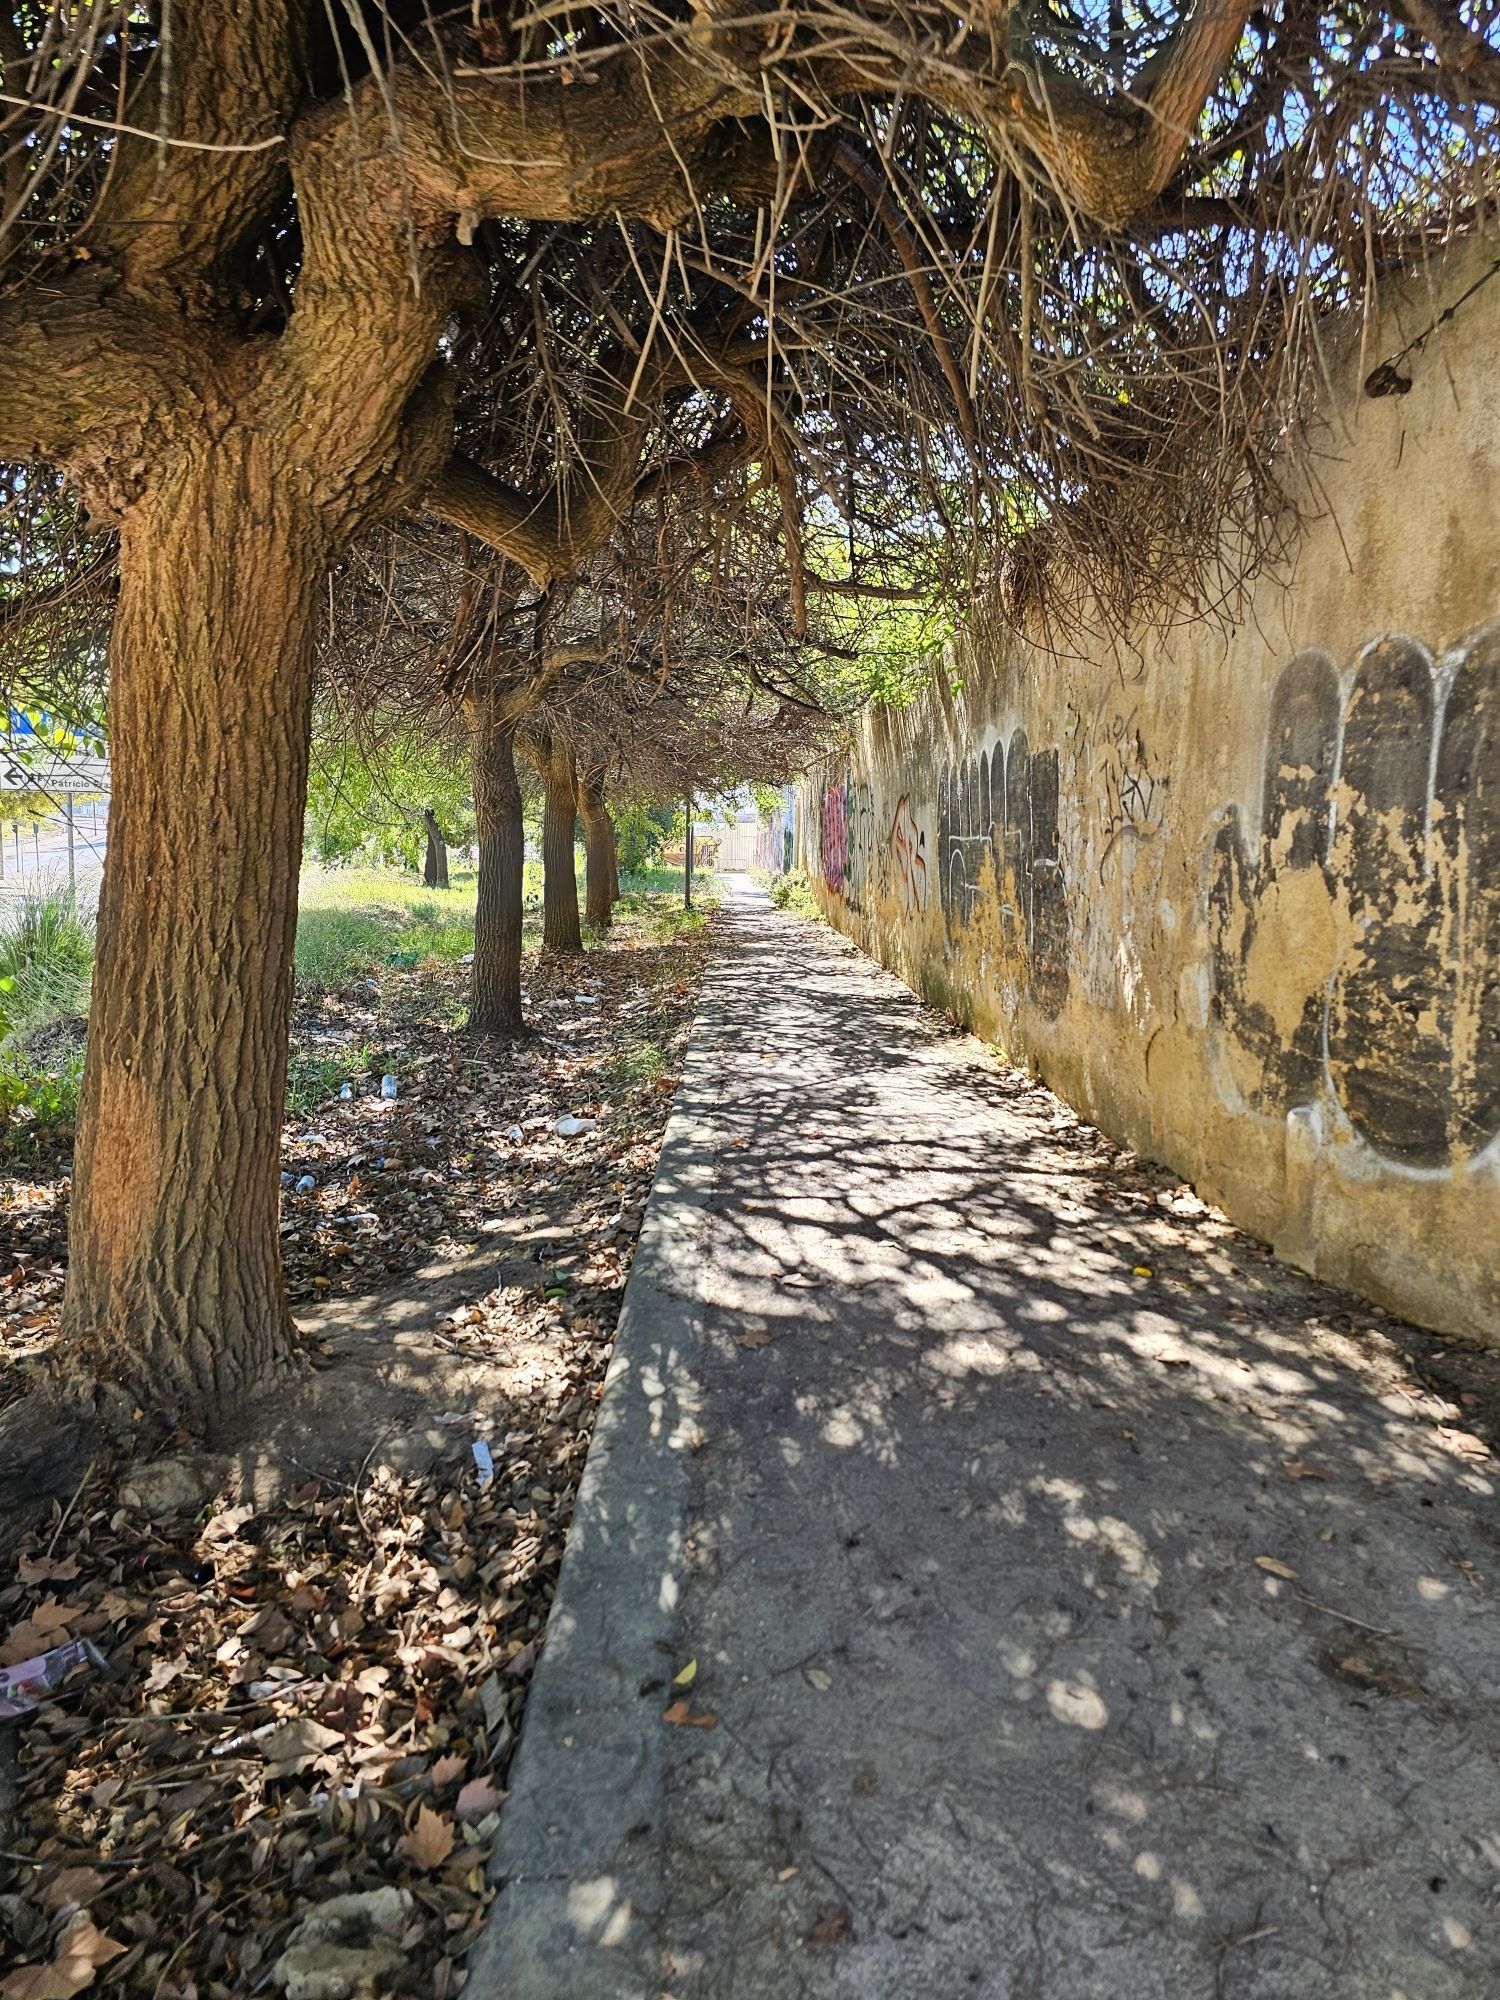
475,876 -> 1500,2000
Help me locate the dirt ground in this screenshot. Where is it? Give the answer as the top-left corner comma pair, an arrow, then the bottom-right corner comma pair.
0,902 -> 709,1998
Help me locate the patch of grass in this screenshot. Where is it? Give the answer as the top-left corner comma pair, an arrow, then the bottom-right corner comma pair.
285,1043 -> 380,1114
295,868 -> 478,992
611,1039 -> 668,1093
619,865 -> 719,904
0,887 -> 95,1039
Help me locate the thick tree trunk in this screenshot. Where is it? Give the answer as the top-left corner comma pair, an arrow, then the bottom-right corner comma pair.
60,444 -> 318,1423
467,695 -> 526,1034
578,768 -> 614,931
609,822 -> 620,905
542,746 -> 583,954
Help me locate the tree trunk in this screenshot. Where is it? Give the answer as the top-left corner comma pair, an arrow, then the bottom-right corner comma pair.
467,695 -> 526,1034
542,744 -> 583,954
685,796 -> 695,911
578,767 -> 614,931
60,444 -> 318,1424
422,809 -> 449,889
609,821 -> 620,905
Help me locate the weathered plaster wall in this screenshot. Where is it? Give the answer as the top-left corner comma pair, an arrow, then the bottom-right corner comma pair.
799,245 -> 1500,1342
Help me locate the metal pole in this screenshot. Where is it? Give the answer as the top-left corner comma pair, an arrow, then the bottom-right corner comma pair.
66,797 -> 75,890
684,795 -> 694,911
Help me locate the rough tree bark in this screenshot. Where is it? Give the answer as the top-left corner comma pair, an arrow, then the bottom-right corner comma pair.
466,693 -> 526,1034
63,436 -> 320,1416
578,764 -> 615,931
534,735 -> 583,955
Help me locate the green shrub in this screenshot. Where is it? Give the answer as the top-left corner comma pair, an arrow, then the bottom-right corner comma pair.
767,868 -> 817,916
0,1042 -> 86,1150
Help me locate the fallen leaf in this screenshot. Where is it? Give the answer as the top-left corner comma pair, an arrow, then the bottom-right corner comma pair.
1254,1556 -> 1298,1580
1282,1460 -> 1329,1482
736,1329 -> 773,1350
672,1659 -> 697,1687
1,1917 -> 126,1998
38,1869 -> 107,1914
662,1700 -> 718,1728
144,1655 -> 188,1695
17,1555 -> 79,1585
455,1777 -> 505,1823
1131,1266 -> 1153,1279
804,1905 -> 852,1948
258,1716 -> 344,1777
0,1605 -> 86,1667
803,1667 -> 832,1691
401,1805 -> 456,1870
29,1598 -> 80,1636
430,1753 -> 467,1788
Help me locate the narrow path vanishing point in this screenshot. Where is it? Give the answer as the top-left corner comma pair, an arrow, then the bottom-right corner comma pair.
474,876 -> 1500,2000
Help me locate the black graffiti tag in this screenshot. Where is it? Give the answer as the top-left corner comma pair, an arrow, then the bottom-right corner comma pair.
938,731 -> 1069,1019
1209,633 -> 1500,1167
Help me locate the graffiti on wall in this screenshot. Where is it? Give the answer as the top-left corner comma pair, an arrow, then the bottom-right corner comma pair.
1209,631 -> 1500,1170
821,773 -> 878,908
886,796 -> 930,915
821,778 -> 848,894
1093,709 -> 1168,872
937,731 -> 1070,1017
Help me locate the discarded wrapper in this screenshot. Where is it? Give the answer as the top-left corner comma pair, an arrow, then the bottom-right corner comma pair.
0,1635 -> 108,1721
472,1440 -> 494,1489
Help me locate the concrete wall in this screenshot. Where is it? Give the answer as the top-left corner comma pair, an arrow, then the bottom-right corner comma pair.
799,244 -> 1500,1343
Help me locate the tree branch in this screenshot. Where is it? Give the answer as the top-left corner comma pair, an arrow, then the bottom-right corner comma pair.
1388,0 -> 1500,103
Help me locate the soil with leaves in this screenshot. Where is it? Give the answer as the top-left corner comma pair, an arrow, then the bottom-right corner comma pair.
0,901 -> 710,1997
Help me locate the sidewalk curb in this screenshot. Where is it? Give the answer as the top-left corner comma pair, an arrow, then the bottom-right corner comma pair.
466,939 -> 724,2000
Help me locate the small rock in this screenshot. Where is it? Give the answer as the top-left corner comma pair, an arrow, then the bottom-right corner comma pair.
274,1941 -> 407,2000
274,1889 -> 415,2000
119,1456 -> 225,1518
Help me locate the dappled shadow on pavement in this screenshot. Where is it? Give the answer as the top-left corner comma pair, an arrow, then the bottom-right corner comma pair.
657,879 -> 1500,2000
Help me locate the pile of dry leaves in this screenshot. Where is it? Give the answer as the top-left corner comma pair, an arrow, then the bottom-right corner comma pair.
0,904 -> 710,1997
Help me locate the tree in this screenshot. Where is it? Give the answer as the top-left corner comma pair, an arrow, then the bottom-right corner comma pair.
0,1 -> 1494,1439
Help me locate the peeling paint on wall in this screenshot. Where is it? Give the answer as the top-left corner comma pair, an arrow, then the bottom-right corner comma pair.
1211,630 -> 1500,1172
